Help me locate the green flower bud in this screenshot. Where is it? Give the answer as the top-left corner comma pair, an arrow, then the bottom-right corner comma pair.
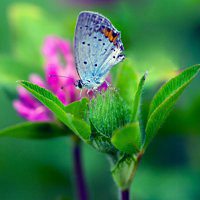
89,89 -> 130,139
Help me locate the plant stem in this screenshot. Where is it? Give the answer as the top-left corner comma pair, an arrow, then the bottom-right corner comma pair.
121,189 -> 129,200
73,141 -> 88,200
120,152 -> 144,200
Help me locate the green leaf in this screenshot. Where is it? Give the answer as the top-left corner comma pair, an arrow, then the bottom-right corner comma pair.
144,65 -> 200,149
111,122 -> 141,154
18,80 -> 91,140
112,59 -> 138,107
65,98 -> 89,119
111,155 -> 136,190
0,122 -> 70,139
131,72 -> 148,121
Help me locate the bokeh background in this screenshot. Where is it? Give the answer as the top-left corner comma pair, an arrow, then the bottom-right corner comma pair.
0,0 -> 200,199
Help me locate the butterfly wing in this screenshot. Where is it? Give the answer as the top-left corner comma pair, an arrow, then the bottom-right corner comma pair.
74,11 -> 125,85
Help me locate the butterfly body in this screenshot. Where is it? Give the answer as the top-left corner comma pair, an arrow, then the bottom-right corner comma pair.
75,77 -> 105,90
74,11 -> 125,90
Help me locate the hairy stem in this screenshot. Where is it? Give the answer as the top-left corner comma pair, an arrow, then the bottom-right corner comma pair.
73,141 -> 88,200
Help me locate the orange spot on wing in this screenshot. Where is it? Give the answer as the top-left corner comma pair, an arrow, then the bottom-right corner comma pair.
102,28 -> 119,45
112,35 -> 118,43
108,31 -> 114,41
102,28 -> 109,37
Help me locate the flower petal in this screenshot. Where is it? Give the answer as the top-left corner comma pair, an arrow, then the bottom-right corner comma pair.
17,86 -> 38,108
13,100 -> 53,122
42,36 -> 72,67
98,75 -> 111,91
45,63 -> 61,92
56,89 -> 67,105
29,74 -> 46,87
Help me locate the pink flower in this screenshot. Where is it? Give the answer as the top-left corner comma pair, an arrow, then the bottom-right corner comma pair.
13,36 -> 80,122
13,75 -> 54,121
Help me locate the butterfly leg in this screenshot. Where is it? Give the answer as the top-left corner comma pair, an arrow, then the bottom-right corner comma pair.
105,80 -> 110,88
87,89 -> 91,96
79,89 -> 83,98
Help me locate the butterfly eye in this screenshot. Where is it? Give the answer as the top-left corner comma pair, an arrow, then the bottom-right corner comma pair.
75,80 -> 83,89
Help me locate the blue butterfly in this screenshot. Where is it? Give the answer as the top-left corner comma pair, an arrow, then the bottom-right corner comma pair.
74,11 -> 125,90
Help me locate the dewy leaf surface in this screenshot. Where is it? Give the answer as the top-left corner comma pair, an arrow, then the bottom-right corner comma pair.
18,80 -> 91,140
144,65 -> 200,148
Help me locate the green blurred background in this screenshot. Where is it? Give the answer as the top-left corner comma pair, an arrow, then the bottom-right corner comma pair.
0,0 -> 200,199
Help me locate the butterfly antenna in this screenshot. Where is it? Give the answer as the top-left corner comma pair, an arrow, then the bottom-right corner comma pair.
49,74 -> 75,81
